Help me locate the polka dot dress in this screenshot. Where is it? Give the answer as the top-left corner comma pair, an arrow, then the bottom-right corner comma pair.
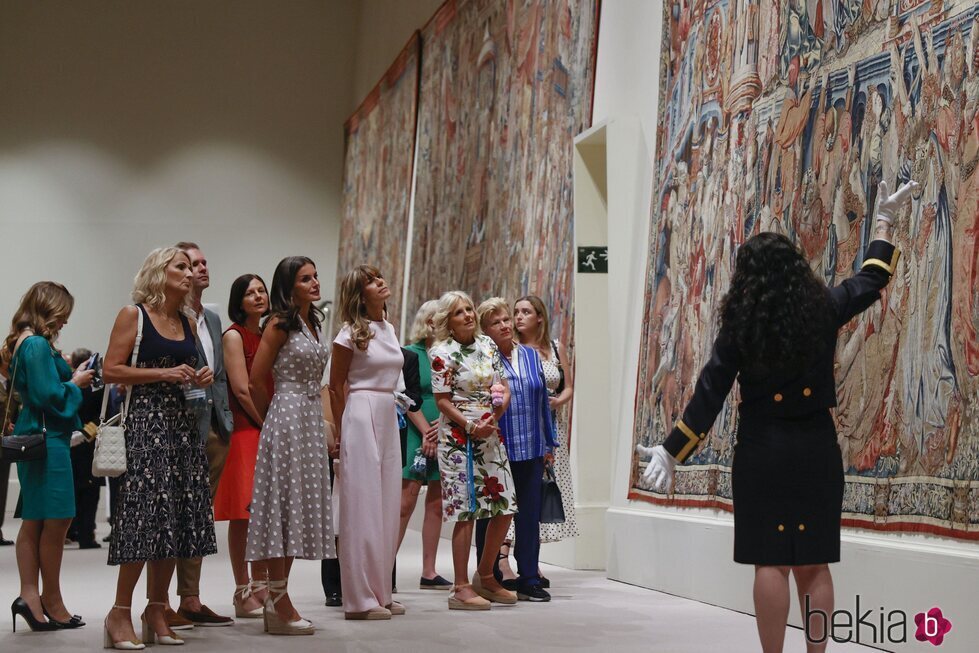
539,342 -> 578,543
246,321 -> 336,561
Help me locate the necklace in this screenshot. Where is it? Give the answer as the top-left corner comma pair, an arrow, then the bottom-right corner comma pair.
151,309 -> 181,337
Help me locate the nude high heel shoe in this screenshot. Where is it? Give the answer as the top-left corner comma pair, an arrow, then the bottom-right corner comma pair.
233,579 -> 266,619
263,580 -> 314,635
141,602 -> 184,646
103,605 -> 145,650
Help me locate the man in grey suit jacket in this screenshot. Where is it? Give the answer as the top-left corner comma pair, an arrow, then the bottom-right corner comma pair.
156,242 -> 235,628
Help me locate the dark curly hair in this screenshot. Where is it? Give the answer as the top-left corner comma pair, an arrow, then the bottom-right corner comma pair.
719,232 -> 834,377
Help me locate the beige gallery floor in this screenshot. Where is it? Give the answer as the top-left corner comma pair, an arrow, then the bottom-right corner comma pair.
0,490 -> 886,653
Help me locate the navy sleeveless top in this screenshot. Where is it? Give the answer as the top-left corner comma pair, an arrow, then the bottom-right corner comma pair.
135,304 -> 198,369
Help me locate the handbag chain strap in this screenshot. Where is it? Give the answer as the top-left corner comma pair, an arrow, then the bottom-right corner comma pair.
99,307 -> 144,424
3,335 -> 47,435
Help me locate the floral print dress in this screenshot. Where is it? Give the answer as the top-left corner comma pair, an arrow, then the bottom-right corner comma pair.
429,334 -> 516,522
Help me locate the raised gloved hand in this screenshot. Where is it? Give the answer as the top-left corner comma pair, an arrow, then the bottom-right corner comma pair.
876,180 -> 920,224
637,444 -> 677,493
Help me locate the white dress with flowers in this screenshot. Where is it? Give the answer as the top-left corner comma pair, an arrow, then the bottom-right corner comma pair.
429,335 -> 517,522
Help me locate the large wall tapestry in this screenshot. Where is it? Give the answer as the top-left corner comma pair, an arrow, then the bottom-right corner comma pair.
405,0 -> 599,349
336,33 -> 421,332
631,0 -> 979,540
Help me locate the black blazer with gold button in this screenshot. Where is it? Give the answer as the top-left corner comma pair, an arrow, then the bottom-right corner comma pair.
662,239 -> 901,463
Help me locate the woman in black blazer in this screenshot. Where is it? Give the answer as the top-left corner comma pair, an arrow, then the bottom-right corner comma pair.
641,180 -> 919,653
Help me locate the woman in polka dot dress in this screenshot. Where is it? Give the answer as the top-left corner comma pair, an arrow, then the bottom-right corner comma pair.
246,257 -> 335,636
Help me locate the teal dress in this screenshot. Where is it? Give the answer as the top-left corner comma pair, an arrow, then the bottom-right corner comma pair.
11,336 -> 82,520
402,340 -> 440,482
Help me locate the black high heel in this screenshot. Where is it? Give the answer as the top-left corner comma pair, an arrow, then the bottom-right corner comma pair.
42,603 -> 85,628
11,597 -> 60,632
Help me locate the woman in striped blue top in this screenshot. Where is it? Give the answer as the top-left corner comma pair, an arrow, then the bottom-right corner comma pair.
474,298 -> 557,602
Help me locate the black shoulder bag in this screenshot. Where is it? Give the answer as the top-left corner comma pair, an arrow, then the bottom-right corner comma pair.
1,349 -> 47,463
552,340 -> 566,396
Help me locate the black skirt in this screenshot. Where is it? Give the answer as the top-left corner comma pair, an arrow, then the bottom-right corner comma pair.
732,410 -> 844,566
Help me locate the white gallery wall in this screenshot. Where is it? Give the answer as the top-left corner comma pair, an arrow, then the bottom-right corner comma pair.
592,2 -> 979,652
0,1 -> 358,354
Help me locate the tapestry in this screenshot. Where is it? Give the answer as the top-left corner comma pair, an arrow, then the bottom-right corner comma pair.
630,0 -> 979,540
336,33 -> 421,333
405,0 -> 599,349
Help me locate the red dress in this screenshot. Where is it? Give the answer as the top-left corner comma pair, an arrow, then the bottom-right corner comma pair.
213,323 -> 271,521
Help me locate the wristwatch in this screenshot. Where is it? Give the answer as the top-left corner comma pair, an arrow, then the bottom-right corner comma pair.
465,419 -> 476,435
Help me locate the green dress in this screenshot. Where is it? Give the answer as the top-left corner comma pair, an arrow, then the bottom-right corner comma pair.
402,340 -> 441,482
11,336 -> 82,520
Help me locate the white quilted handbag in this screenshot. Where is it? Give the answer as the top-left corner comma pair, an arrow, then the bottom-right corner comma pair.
92,308 -> 143,477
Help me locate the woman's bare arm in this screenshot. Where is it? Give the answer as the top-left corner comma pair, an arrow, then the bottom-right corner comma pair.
223,329 -> 263,426
249,319 -> 288,420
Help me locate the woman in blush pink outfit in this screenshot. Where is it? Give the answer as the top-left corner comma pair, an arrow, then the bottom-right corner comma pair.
330,265 -> 405,621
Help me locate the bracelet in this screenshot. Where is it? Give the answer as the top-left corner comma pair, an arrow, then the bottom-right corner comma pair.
465,419 -> 475,435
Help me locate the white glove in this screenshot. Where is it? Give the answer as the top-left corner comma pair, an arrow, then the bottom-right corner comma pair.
638,444 -> 677,493
875,180 -> 919,223
69,431 -> 87,447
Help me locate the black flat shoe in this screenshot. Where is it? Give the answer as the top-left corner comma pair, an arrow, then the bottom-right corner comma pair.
43,605 -> 85,629
517,585 -> 551,602
500,578 -> 517,591
0,534 -> 13,546
419,575 -> 452,590
324,593 -> 343,607
539,575 -> 551,589
11,598 -> 59,632
78,540 -> 102,550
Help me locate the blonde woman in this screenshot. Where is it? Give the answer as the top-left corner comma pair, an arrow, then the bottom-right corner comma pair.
329,265 -> 405,620
428,291 -> 516,610
396,300 -> 451,590
2,282 -> 94,633
475,298 -> 556,602
507,295 -> 577,587
102,248 -> 217,649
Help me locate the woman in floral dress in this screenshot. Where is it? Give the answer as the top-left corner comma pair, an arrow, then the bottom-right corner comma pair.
428,291 -> 517,610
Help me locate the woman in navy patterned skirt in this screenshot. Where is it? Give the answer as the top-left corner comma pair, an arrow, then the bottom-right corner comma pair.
102,247 -> 217,649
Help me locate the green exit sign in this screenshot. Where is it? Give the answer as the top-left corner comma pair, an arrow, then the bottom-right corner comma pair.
577,246 -> 608,273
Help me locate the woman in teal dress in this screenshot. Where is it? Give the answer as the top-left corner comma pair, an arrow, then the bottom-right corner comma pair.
1,282 -> 94,632
396,300 -> 451,590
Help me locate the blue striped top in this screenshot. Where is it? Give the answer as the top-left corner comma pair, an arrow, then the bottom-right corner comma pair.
498,344 -> 558,462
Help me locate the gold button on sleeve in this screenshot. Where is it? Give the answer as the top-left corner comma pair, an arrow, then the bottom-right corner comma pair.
774,393 -> 783,402
798,524 -> 806,532
803,387 -> 812,397
777,524 -> 785,532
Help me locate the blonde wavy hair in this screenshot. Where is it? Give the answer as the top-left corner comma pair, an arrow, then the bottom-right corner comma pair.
476,297 -> 510,330
1,282 -> 74,367
337,264 -> 385,351
408,300 -> 439,343
431,291 -> 478,344
132,247 -> 193,312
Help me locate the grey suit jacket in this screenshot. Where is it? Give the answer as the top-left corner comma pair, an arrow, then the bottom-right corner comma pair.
194,307 -> 233,440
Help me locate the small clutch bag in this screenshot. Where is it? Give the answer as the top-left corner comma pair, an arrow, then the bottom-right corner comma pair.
1,353 -> 47,463
0,431 -> 46,463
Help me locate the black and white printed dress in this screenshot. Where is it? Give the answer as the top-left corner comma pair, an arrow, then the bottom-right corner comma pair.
108,305 -> 217,565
